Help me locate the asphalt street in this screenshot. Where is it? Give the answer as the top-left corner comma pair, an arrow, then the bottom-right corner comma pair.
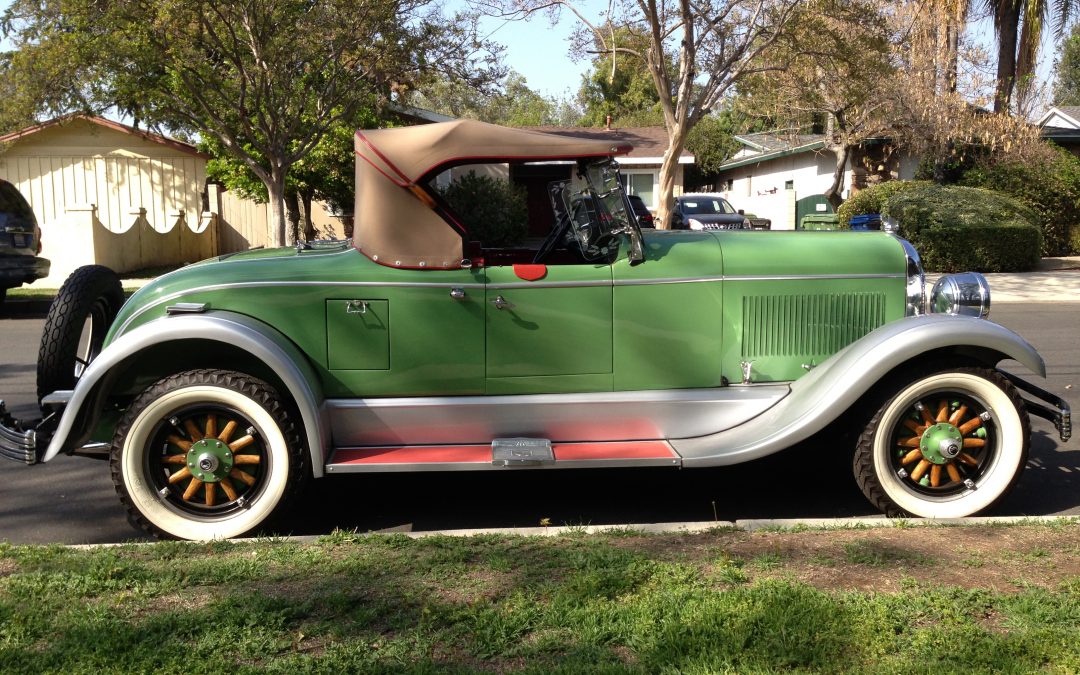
1,302 -> 1077,545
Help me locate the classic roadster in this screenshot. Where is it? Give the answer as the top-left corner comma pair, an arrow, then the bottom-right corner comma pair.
0,120 -> 1071,540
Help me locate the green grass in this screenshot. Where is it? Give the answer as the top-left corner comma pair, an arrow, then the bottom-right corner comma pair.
2,531 -> 1080,673
7,286 -> 142,301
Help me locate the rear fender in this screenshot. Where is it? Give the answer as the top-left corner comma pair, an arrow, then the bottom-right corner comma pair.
675,315 -> 1045,465
42,311 -> 329,476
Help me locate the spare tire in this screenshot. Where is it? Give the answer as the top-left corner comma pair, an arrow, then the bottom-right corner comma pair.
37,265 -> 124,403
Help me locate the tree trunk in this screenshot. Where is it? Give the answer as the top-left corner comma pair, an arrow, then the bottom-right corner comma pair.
267,167 -> 288,248
300,189 -> 316,240
823,144 -> 850,210
993,2 -> 1022,113
655,141 -> 684,229
285,189 -> 301,244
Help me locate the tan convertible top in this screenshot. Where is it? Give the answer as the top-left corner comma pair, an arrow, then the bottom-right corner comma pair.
354,120 -> 631,269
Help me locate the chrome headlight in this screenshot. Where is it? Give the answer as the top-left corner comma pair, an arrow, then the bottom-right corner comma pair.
895,237 -> 925,316
929,272 -> 991,319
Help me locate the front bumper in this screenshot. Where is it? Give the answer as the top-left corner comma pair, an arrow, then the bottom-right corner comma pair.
0,401 -> 37,464
1000,371 -> 1072,442
0,253 -> 51,287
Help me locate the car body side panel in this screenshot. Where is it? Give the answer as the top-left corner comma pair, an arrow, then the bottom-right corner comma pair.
612,231 -> 726,390
675,314 -> 1045,466
714,231 -> 907,382
110,248 -> 488,397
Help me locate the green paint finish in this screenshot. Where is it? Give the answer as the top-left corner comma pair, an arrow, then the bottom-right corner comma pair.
326,299 -> 390,370
612,232 -> 725,390
110,231 -> 914,397
187,438 -> 234,482
919,422 -> 963,465
484,264 -> 612,383
715,230 -> 905,277
484,373 -> 613,395
113,249 -> 486,397
716,232 -> 908,383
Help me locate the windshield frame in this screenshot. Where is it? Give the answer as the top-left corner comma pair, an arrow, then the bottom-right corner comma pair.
581,159 -> 645,264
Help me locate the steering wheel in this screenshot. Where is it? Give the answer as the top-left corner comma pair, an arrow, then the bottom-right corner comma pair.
533,212 -> 572,263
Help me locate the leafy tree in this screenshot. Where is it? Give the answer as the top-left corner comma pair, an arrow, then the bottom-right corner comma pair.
1053,23 -> 1080,105
575,27 -> 663,127
685,111 -> 753,175
408,71 -> 575,126
740,0 -> 894,208
2,0 -> 500,246
492,0 -> 802,226
203,104 -> 386,242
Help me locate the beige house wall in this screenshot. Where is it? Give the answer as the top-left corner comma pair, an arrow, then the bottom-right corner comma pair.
0,119 -> 215,285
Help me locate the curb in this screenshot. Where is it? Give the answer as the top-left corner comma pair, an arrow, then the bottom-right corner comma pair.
65,515 -> 1080,549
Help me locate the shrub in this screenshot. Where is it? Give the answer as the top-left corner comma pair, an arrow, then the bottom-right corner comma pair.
959,147 -> 1080,256
882,184 -> 1041,272
837,180 -> 929,228
437,171 -> 528,247
1070,222 -> 1080,255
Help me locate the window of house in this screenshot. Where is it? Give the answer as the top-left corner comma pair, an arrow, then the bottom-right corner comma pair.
619,170 -> 657,210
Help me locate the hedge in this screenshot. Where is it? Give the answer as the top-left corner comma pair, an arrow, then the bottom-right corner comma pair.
837,180 -> 930,228
959,147 -> 1080,256
437,171 -> 528,247
882,184 -> 1042,273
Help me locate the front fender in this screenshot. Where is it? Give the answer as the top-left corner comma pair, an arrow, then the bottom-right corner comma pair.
42,311 -> 330,476
675,315 -> 1045,466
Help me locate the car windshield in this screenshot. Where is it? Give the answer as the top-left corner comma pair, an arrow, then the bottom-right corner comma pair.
549,160 -> 644,264
680,197 -> 735,215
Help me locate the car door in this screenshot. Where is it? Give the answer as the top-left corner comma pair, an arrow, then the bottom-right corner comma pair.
484,262 -> 613,394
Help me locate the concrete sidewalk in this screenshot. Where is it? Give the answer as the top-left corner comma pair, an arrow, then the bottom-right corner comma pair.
927,256 -> 1080,303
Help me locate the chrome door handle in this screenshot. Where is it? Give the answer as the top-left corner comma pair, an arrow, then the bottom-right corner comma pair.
490,295 -> 514,310
450,288 -> 465,300
346,300 -> 368,314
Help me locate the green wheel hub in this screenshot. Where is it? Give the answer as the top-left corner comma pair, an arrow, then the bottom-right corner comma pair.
919,423 -> 963,465
187,438 -> 235,483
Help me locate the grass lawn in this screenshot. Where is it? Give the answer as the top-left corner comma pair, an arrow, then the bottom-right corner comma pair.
2,523 -> 1080,673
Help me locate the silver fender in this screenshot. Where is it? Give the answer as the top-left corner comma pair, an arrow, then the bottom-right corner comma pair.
42,312 -> 330,477
674,315 -> 1045,466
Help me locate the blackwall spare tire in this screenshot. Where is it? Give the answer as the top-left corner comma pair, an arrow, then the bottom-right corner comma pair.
37,265 -> 124,403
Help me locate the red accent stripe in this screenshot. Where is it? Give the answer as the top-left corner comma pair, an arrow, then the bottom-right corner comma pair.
332,441 -> 677,465
355,130 -> 412,184
334,446 -> 490,465
554,441 -> 676,461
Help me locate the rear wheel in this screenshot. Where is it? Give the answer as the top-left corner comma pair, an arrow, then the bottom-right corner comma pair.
854,367 -> 1029,518
111,369 -> 307,540
36,265 -> 123,402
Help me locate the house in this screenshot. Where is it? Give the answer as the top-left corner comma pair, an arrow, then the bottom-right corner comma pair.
712,131 -> 918,230
530,126 -> 694,215
0,115 -> 349,286
1037,106 -> 1080,156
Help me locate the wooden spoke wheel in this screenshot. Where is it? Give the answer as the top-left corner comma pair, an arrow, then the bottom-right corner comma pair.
111,369 -> 307,540
854,368 -> 1029,519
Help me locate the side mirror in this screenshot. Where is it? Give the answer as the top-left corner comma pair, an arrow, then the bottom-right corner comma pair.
737,209 -> 745,215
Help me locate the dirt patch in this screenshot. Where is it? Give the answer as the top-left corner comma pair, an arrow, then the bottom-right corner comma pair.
606,525 -> 1080,592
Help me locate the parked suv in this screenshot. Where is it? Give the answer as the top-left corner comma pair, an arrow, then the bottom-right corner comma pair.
668,193 -> 751,230
0,179 -> 50,303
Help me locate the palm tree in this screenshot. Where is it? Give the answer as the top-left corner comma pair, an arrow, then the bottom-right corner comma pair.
988,0 -> 1079,112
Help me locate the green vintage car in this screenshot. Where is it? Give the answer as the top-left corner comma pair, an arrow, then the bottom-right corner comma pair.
0,120 -> 1071,540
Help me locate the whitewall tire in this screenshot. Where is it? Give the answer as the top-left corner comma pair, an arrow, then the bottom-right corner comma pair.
111,370 -> 307,540
854,368 -> 1029,518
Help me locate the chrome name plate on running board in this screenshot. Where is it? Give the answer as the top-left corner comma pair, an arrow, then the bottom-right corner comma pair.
492,438 -> 554,466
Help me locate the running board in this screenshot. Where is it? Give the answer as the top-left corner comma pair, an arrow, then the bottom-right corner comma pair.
324,440 -> 682,473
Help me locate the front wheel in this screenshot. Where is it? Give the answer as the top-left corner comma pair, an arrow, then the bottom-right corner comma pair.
111,369 -> 308,540
854,367 -> 1029,518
